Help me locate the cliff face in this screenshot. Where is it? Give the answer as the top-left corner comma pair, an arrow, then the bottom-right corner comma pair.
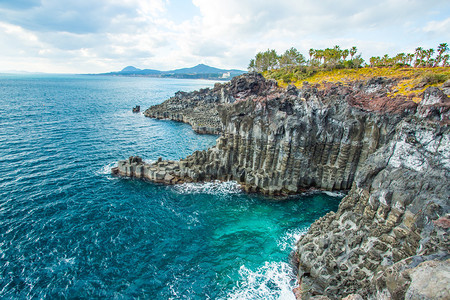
114,73 -> 449,298
296,109 -> 449,298
142,73 -> 417,195
144,86 -> 227,134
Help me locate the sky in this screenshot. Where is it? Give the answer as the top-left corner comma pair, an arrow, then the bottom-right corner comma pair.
0,0 -> 449,73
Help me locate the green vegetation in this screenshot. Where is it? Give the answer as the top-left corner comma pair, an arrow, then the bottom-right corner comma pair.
369,43 -> 449,68
288,67 -> 449,102
248,46 -> 364,84
248,43 -> 449,86
247,44 -> 449,102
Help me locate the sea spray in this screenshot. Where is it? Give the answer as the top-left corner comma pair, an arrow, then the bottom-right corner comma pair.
277,227 -> 309,252
224,262 -> 296,300
172,180 -> 242,195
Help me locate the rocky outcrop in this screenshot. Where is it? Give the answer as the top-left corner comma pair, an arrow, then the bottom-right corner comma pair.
143,87 -> 227,134
296,111 -> 449,298
111,156 -> 189,184
132,105 -> 140,113
137,73 -> 417,195
115,73 -> 449,299
143,73 -> 280,134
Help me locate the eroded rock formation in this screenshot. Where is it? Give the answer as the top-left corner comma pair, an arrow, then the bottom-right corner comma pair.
133,73 -> 419,195
114,73 -> 449,299
296,113 -> 449,298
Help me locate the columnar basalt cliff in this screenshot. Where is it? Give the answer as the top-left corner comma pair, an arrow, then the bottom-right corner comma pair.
113,73 -> 450,298
143,87 -> 229,134
296,97 -> 450,298
135,73 -> 420,195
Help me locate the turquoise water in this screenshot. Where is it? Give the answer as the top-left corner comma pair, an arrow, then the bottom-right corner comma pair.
0,74 -> 341,299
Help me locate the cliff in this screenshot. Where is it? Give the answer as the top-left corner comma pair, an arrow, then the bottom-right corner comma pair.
141,73 -> 419,195
143,86 -> 227,134
113,73 -> 449,299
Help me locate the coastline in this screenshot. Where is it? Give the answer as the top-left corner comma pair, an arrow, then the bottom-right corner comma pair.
113,72 -> 450,299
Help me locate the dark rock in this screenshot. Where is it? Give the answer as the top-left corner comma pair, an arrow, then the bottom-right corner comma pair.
417,87 -> 450,122
113,73 -> 449,299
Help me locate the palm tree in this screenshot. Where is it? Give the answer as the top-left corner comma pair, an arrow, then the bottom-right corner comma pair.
350,46 -> 357,60
425,48 -> 435,67
323,48 -> 332,65
414,47 -> 424,67
406,53 -> 414,66
395,53 -> 406,65
369,56 -> 379,68
329,46 -> 342,65
342,49 -> 349,61
434,43 -> 448,67
315,49 -> 324,65
309,48 -> 315,64
442,54 -> 450,67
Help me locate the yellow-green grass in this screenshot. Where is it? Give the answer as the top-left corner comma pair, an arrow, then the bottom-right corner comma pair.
268,67 -> 450,103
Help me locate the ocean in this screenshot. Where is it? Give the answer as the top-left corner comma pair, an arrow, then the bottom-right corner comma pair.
0,74 -> 342,299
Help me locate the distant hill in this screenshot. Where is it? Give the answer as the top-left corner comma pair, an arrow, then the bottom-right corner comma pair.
121,66 -> 140,72
168,64 -> 229,74
100,64 -> 246,80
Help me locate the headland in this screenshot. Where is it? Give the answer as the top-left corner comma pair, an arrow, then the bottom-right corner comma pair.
112,69 -> 449,299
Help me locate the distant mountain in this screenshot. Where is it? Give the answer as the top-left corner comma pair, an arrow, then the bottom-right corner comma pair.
169,64 -> 226,74
121,66 -> 140,72
100,64 -> 246,80
118,66 -> 161,75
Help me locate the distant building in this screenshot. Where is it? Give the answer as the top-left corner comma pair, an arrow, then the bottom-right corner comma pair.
222,72 -> 231,79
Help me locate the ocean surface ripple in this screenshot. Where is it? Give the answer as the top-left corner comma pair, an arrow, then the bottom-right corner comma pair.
0,74 -> 341,299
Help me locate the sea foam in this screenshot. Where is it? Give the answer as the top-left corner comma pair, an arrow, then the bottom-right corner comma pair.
224,262 -> 296,300
277,227 -> 309,252
172,180 -> 242,195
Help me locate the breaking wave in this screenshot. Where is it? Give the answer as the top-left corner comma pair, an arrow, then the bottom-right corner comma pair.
224,262 -> 297,300
172,180 -> 242,195
277,227 -> 309,252
98,161 -> 117,175
322,191 -> 346,198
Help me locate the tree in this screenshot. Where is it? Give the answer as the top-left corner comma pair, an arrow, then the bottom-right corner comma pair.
442,54 -> 450,67
279,47 -> 305,69
394,53 -> 406,65
351,54 -> 364,69
315,49 -> 324,65
414,47 -> 424,67
321,46 -> 342,67
425,48 -> 435,67
350,46 -> 357,59
309,48 -> 315,64
406,53 -> 414,66
252,49 -> 279,72
248,59 -> 256,71
370,56 -> 379,67
434,43 -> 449,67
342,49 -> 349,61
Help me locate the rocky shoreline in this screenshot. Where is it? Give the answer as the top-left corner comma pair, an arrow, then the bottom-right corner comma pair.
113,73 -> 449,299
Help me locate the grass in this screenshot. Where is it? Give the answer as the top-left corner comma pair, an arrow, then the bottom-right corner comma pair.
266,67 -> 450,103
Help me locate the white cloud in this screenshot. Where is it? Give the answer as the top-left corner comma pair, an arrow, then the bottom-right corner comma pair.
0,0 -> 449,73
423,17 -> 450,36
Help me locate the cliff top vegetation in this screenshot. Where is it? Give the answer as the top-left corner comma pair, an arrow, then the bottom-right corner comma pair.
249,44 -> 449,102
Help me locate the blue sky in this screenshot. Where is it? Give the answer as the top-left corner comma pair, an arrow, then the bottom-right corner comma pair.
0,0 -> 449,73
